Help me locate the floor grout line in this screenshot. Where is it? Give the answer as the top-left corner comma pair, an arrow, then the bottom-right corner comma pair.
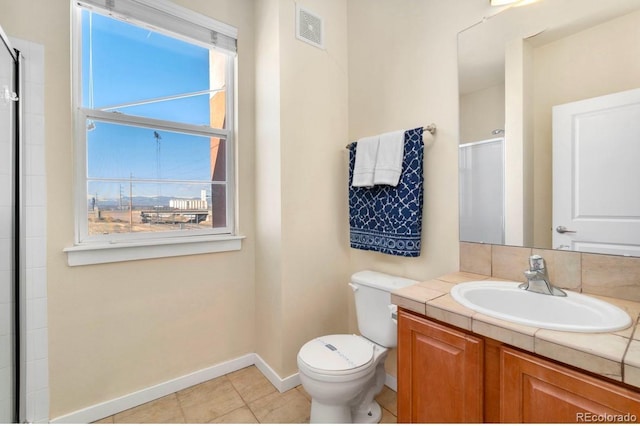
221,370 -> 262,423
174,390 -> 188,424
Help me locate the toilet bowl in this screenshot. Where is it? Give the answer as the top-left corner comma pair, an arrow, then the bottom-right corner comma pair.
297,271 -> 418,423
297,334 -> 388,423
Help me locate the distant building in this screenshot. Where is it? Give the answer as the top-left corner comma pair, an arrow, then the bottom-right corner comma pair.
169,199 -> 208,210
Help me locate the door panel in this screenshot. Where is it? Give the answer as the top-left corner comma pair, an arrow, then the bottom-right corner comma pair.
398,311 -> 483,423
501,347 -> 640,423
553,88 -> 640,255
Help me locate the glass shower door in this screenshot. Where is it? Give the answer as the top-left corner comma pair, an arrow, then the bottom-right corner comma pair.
0,29 -> 18,424
459,137 -> 505,245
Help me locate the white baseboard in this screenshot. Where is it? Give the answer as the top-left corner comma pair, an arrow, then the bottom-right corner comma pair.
254,353 -> 301,393
385,373 -> 397,392
50,353 -> 397,424
50,353 -> 256,424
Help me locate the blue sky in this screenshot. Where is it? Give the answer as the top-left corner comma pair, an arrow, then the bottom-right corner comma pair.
82,10 -> 216,201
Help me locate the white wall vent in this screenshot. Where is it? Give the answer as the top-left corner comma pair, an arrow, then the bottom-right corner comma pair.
296,4 -> 324,49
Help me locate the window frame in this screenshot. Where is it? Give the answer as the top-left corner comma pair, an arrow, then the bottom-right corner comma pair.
67,0 -> 242,265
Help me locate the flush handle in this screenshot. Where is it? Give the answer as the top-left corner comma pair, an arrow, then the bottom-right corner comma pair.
348,283 -> 359,292
556,226 -> 576,234
389,304 -> 398,324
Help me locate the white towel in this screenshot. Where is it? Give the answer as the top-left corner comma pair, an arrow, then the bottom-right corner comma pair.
373,130 -> 405,186
352,136 -> 379,187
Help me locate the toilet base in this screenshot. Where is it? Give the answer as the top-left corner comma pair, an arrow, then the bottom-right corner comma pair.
352,400 -> 382,423
309,400 -> 351,424
309,400 -> 382,424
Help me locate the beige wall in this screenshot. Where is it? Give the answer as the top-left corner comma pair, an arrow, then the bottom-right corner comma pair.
254,0 -> 350,378
347,0 -> 488,289
279,0 -> 351,377
0,0 -> 257,419
460,83 -> 505,144
254,0 -> 284,378
532,9 -> 640,248
504,37 -> 535,247
346,0 -> 490,375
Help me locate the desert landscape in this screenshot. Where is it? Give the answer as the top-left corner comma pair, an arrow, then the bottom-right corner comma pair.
88,208 -> 212,235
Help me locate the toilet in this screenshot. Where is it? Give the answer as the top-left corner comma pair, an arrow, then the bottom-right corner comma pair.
297,270 -> 418,423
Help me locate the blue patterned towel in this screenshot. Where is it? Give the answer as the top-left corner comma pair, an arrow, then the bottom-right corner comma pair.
348,127 -> 424,257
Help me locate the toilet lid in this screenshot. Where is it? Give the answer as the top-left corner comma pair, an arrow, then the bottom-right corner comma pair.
298,334 -> 374,373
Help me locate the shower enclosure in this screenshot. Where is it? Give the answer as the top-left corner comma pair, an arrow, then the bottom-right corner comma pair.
0,26 -> 20,424
459,137 -> 505,245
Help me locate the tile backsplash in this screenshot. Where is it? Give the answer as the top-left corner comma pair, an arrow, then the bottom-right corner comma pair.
460,242 -> 640,303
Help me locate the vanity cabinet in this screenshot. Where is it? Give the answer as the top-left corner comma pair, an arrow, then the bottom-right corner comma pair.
397,310 -> 483,423
502,347 -> 640,423
397,309 -> 640,423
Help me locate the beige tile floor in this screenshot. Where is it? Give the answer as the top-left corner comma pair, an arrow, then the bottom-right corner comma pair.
94,365 -> 398,424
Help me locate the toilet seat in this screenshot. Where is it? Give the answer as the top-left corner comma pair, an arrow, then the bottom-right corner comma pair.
297,334 -> 376,378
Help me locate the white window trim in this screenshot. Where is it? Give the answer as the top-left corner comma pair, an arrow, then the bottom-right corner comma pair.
64,234 -> 244,266
76,0 -> 238,54
66,0 -> 243,266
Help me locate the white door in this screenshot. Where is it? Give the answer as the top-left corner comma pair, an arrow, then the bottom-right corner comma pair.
553,88 -> 640,255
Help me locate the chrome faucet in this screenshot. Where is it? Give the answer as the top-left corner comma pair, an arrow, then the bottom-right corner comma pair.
519,255 -> 567,297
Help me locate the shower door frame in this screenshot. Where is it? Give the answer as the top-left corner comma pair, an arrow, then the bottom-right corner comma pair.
0,25 -> 21,424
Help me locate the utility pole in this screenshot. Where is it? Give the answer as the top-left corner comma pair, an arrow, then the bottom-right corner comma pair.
129,173 -> 133,231
154,131 -> 162,205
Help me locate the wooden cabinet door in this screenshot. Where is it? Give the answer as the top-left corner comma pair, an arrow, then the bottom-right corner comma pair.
398,310 -> 483,423
501,346 -> 640,423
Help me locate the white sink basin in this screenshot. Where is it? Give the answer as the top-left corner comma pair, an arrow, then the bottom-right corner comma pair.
450,281 -> 632,333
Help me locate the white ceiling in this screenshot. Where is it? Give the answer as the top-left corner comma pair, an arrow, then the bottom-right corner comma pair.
458,0 -> 640,95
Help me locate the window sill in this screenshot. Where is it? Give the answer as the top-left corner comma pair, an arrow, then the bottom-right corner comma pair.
64,234 -> 244,266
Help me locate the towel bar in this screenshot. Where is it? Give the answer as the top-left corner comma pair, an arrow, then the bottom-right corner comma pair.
345,123 -> 436,149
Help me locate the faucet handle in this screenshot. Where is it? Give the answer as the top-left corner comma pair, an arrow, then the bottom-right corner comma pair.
529,254 -> 545,271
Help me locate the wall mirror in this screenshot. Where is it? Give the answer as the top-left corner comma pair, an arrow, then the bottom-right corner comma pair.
458,0 -> 640,256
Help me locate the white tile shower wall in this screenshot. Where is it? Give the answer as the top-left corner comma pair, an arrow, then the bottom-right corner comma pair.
11,38 -> 48,424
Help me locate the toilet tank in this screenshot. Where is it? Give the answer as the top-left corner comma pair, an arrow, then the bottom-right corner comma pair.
351,270 -> 418,348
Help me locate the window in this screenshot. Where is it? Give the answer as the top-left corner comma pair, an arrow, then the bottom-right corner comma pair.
67,0 -> 241,265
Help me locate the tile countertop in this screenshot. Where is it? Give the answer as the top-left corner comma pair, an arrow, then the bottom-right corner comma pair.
391,271 -> 640,390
